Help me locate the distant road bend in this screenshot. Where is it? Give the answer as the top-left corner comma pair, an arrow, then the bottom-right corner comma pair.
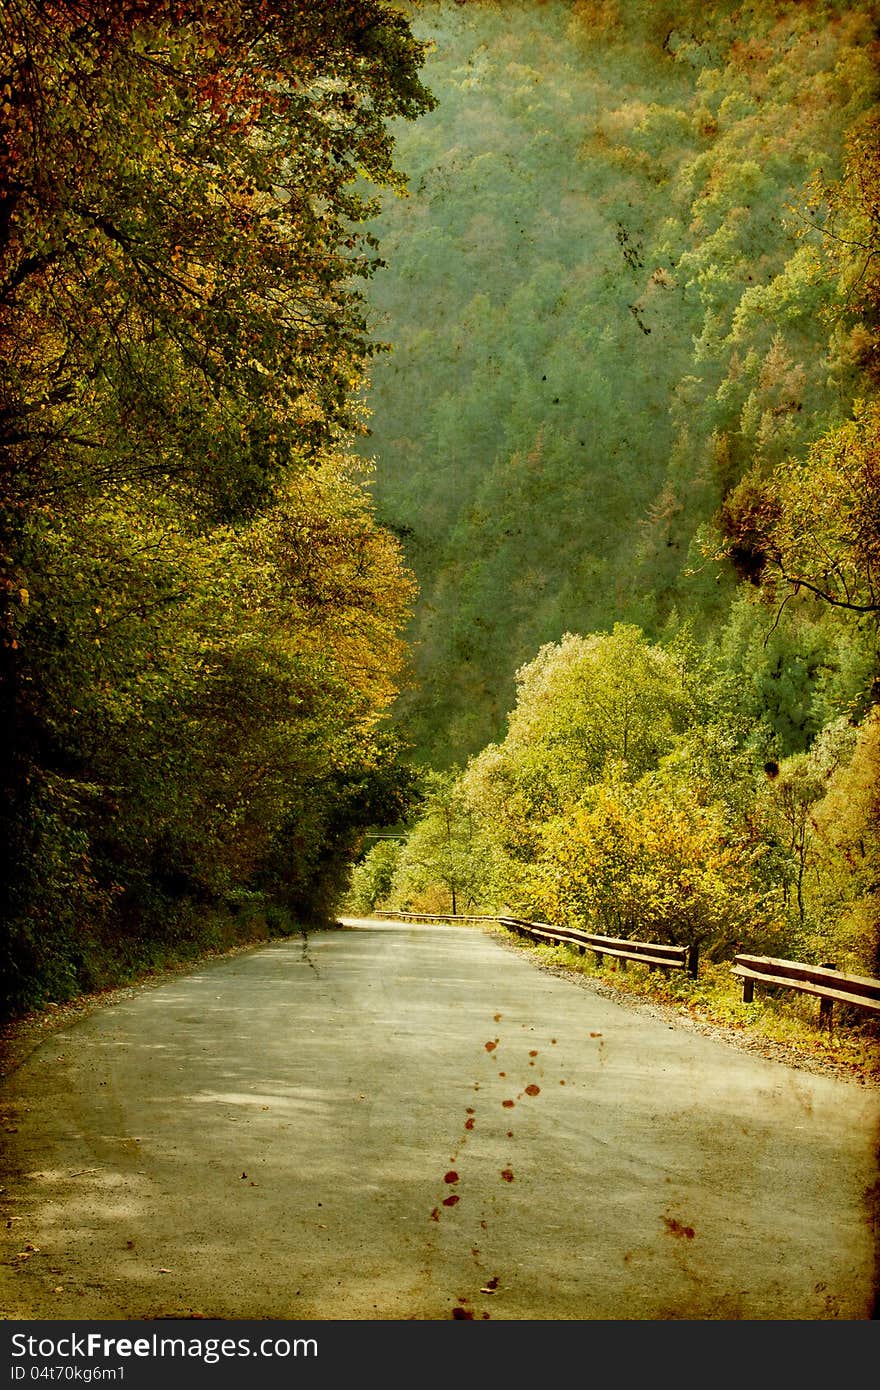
1,919 -> 878,1320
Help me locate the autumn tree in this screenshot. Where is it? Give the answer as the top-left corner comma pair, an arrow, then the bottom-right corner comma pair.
385,769 -> 501,915
0,1 -> 434,1014
346,837 -> 402,915
720,400 -> 880,629
501,625 -> 694,815
528,774 -> 782,962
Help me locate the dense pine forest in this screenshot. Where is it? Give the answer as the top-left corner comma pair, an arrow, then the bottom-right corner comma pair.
347,0 -> 880,985
2,1 -> 879,1020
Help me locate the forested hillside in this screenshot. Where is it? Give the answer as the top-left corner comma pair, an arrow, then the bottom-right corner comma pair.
349,0 -> 880,983
361,0 -> 878,762
0,2 -> 433,1017
3,1 -> 878,1020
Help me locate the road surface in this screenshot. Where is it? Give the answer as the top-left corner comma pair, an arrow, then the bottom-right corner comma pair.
1,920 -> 878,1319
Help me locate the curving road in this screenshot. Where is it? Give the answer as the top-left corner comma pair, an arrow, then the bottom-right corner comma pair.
1,919 -> 878,1320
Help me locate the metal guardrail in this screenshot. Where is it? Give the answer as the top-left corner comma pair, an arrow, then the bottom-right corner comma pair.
358,912 -> 880,1029
498,916 -> 695,977
731,953 -> 880,1025
370,910 -> 499,925
369,908 -> 695,976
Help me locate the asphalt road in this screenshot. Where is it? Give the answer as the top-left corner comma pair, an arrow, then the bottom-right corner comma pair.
1,920 -> 878,1320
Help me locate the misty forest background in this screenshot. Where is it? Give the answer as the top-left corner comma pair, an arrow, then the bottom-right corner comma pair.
2,0 -> 879,1021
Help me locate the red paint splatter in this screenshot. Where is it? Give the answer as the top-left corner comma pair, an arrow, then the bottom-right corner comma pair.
551,1038 -> 557,1044
524,1084 -> 540,1097
465,1117 -> 475,1131
498,1071 -> 506,1078
484,1040 -> 498,1052
529,1050 -> 538,1057
483,1276 -> 500,1291
502,1099 -> 515,1109
500,1169 -> 514,1182
590,1032 -> 602,1038
506,1130 -> 513,1138
452,1306 -> 473,1319
493,1013 -> 502,1022
443,1194 -> 460,1208
663,1216 -> 695,1239
430,1207 -> 440,1222
444,1171 -> 458,1184
466,1107 -> 475,1115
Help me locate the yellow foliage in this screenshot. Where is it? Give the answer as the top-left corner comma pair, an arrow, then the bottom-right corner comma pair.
807,709 -> 880,973
529,776 -> 782,957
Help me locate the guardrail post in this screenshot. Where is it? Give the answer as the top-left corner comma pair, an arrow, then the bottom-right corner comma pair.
687,944 -> 699,979
742,977 -> 754,1004
819,963 -> 837,1028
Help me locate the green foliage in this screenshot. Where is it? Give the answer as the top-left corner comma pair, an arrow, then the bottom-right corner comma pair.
720,400 -> 880,624
370,3 -> 879,988
503,624 -> 694,809
5,1 -> 879,1014
708,589 -> 877,757
0,2 -> 434,1017
360,0 -> 877,763
393,616 -> 879,975
384,768 -> 505,913
803,710 -> 880,972
345,838 -> 403,914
